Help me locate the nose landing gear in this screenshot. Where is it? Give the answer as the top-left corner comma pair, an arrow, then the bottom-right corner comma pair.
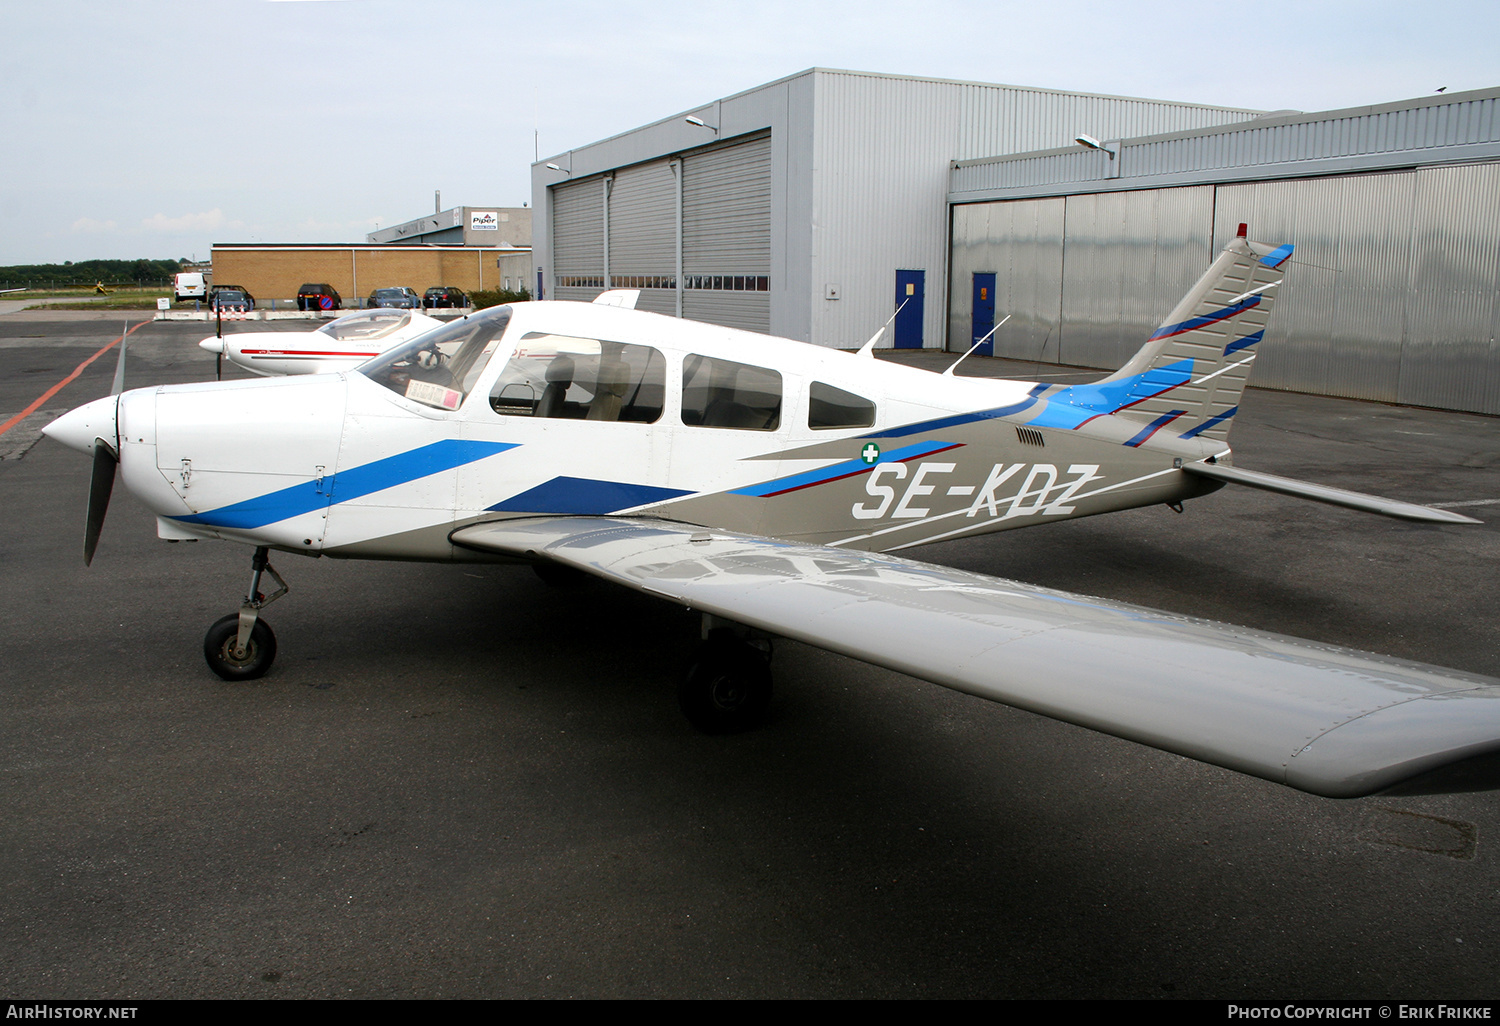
204,546 -> 288,681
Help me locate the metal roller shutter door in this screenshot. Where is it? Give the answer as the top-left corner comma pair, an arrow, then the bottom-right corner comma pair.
552,178 -> 605,301
682,135 -> 771,333
608,160 -> 678,316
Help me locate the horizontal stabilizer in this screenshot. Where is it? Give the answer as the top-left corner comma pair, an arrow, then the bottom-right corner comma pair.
453,516 -> 1500,798
1183,462 -> 1482,524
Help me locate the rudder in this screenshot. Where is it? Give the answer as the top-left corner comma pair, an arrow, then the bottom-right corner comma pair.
1096,225 -> 1292,444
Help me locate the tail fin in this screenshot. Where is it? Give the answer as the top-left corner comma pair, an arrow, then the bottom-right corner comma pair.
1096,225 -> 1292,444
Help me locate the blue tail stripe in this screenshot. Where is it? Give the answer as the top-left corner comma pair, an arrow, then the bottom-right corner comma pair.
1149,296 -> 1260,341
1027,359 -> 1195,429
174,439 -> 517,530
1124,410 -> 1187,448
1260,244 -> 1294,268
1224,330 -> 1264,357
1178,406 -> 1238,439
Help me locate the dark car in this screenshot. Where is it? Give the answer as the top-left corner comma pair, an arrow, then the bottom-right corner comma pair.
209,287 -> 255,312
297,283 -> 343,311
367,287 -> 421,309
422,286 -> 470,309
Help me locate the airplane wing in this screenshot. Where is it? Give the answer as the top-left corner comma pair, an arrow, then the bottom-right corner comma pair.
451,516 -> 1500,799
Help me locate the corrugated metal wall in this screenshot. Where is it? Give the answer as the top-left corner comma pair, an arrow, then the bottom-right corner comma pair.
1058,187 -> 1214,368
1401,163 -> 1500,413
948,199 -> 1064,362
811,70 -> 1255,352
950,162 -> 1500,415
952,89 -> 1500,203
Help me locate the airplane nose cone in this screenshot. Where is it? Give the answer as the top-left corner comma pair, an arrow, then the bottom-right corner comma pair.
199,337 -> 225,355
42,395 -> 119,455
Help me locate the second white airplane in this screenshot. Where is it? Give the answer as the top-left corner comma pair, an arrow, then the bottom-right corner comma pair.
199,306 -> 443,377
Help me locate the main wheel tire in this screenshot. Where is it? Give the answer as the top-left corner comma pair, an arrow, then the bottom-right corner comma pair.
203,613 -> 277,681
680,635 -> 771,734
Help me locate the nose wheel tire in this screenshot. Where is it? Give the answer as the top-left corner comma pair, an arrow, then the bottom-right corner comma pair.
680,634 -> 771,734
203,614 -> 277,681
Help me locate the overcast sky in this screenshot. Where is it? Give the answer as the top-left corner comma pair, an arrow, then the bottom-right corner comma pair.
2,0 -> 1496,265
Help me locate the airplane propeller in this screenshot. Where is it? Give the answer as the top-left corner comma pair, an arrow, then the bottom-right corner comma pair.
83,323 -> 129,566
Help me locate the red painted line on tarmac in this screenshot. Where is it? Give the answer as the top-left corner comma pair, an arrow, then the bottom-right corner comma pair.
0,319 -> 152,438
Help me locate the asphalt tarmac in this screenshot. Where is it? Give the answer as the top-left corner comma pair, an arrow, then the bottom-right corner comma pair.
2,312 -> 1498,1000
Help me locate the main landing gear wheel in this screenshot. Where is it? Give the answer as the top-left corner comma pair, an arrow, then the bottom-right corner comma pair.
203,545 -> 289,681
203,614 -> 277,681
680,631 -> 772,734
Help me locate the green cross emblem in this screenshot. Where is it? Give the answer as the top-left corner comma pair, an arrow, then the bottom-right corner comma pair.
860,443 -> 881,465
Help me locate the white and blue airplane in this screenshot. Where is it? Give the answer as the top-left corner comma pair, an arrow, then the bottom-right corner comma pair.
42,227 -> 1500,799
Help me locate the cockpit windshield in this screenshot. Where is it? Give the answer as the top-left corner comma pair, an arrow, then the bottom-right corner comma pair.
358,306 -> 513,411
317,309 -> 413,342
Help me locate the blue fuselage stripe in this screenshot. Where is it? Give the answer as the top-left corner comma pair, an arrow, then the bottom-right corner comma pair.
862,386 -> 1047,439
174,439 -> 518,529
730,440 -> 962,497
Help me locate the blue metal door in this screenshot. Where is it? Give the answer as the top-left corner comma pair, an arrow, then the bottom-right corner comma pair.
894,270 -> 925,349
972,272 -> 996,357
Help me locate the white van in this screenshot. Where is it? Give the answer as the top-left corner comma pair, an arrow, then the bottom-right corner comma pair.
174,272 -> 208,302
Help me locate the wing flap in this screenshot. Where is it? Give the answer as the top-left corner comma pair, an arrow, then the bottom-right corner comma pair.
453,516 -> 1500,798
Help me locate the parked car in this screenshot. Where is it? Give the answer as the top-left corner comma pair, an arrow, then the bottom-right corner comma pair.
209,288 -> 255,312
297,283 -> 343,311
367,287 -> 421,309
173,272 -> 208,302
422,286 -> 470,309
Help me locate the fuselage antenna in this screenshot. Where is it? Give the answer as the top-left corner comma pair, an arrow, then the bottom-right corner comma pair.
943,314 -> 1010,376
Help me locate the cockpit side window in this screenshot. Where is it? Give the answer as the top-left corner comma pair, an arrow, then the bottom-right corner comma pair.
488,332 -> 664,423
681,355 -> 781,430
357,306 -> 512,410
808,381 -> 876,430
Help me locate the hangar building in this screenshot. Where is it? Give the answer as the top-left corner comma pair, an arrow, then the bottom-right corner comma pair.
949,87 -> 1500,416
533,72 -> 1500,416
531,68 -> 1259,346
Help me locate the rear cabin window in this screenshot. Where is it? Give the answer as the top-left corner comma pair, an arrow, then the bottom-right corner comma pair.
489,332 -> 665,423
681,355 -> 781,430
808,381 -> 876,429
